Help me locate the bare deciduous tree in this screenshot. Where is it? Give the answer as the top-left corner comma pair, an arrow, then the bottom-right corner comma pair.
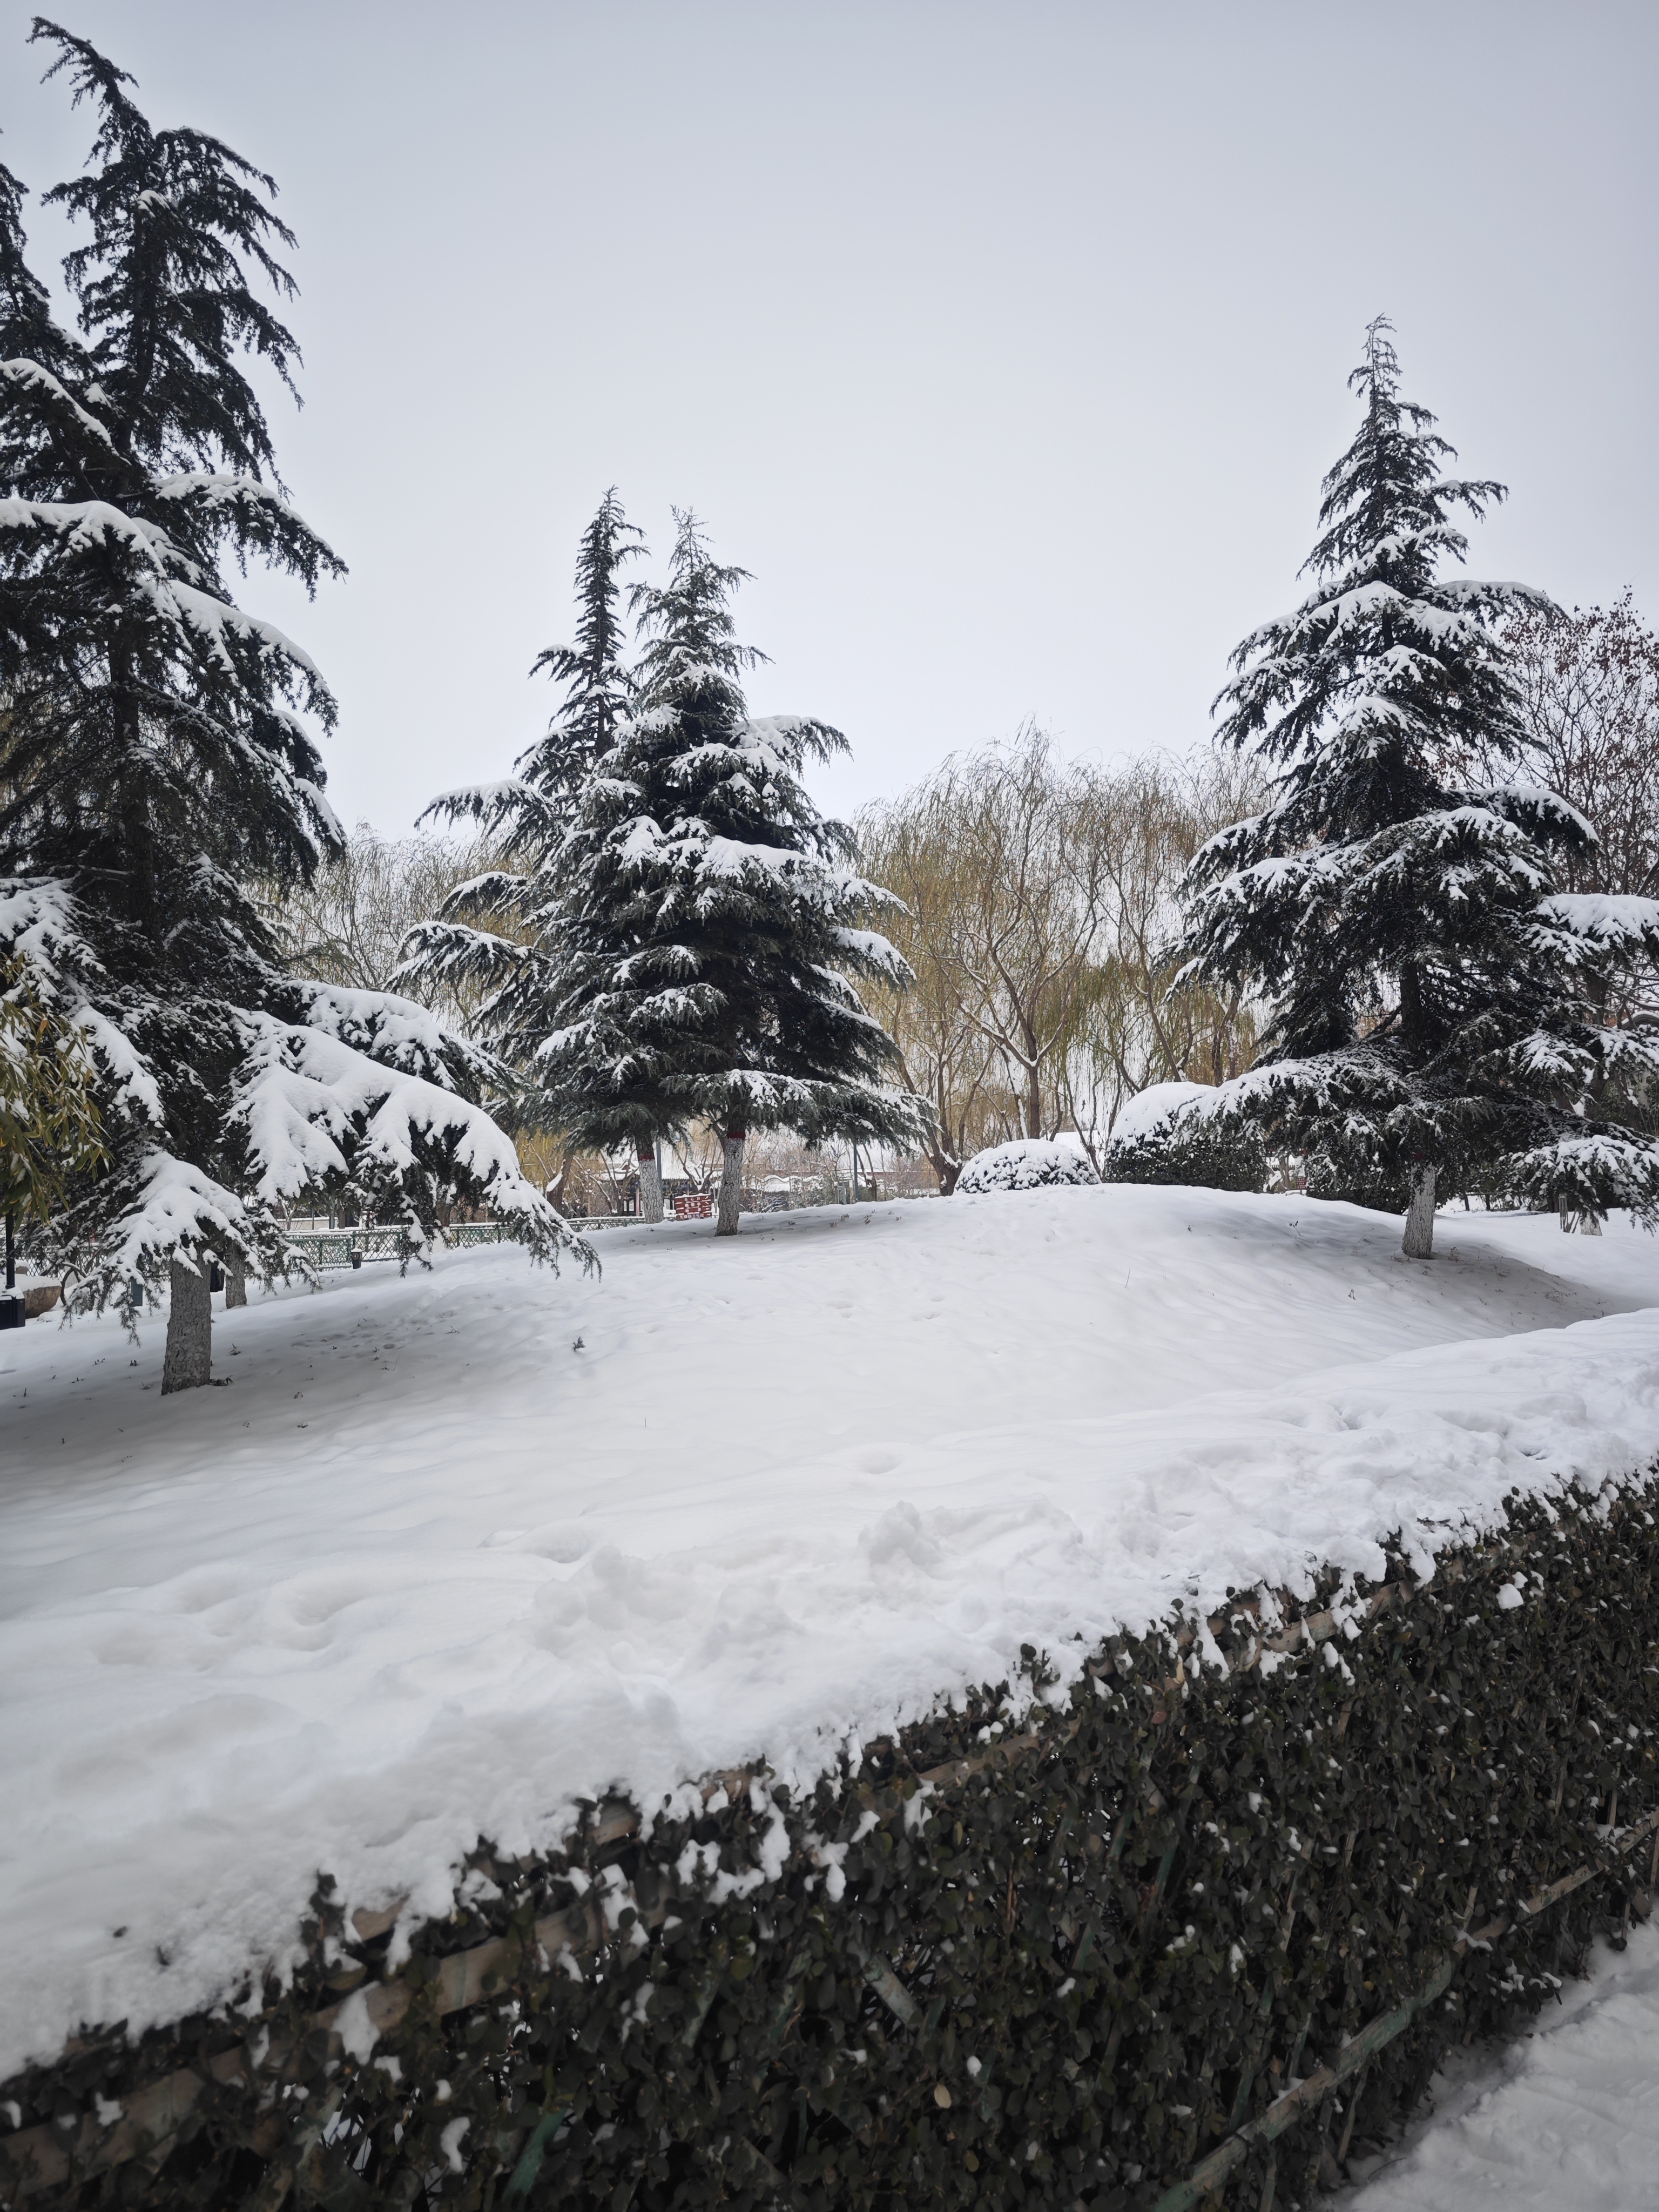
856,799 -> 1017,1191
1055,752 -> 1263,1162
860,736 -> 1263,1184
261,822 -> 501,1030
1506,593 -> 1659,906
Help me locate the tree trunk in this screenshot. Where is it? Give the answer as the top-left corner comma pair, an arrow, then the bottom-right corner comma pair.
1025,1056 -> 1042,1141
1401,1162 -> 1436,1260
224,1256 -> 248,1309
637,1141 -> 664,1224
162,1257 -> 213,1392
716,1128 -> 746,1237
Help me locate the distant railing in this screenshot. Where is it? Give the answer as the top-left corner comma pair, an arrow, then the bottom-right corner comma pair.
445,1221 -> 512,1249
282,1221 -> 514,1271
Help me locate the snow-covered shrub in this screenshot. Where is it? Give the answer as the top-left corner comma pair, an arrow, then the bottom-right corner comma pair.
1103,1080 -> 1266,1192
955,1136 -> 1101,1193
6,1478 -> 1654,2203
14,1478 -> 1659,2211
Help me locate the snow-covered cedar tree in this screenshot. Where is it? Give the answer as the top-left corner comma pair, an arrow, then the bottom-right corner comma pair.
1101,1081 -> 1265,1194
395,490 -> 672,1211
1175,319 -> 1659,1257
521,510 -> 927,1233
955,1137 -> 1101,1194
0,26 -> 584,1390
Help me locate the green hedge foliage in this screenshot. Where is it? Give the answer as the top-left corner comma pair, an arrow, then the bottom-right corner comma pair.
1103,1116 -> 1266,1195
5,1475 -> 1658,2212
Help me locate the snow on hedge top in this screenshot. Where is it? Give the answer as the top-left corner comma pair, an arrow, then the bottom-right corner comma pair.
957,1137 -> 1101,1192
1108,1081 -> 1219,1147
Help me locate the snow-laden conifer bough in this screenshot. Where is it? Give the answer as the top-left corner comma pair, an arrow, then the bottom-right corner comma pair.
1171,318 -> 1659,1255
399,503 -> 929,1231
0,24 -> 588,1392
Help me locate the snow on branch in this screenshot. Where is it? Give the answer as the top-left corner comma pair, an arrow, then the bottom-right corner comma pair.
1503,1131 -> 1659,1223
1533,894 -> 1659,961
234,1011 -> 589,1267
298,983 -> 498,1094
152,471 -> 320,535
0,876 -> 99,1000
65,1148 -> 276,1304
0,356 -> 117,451
830,927 -> 913,986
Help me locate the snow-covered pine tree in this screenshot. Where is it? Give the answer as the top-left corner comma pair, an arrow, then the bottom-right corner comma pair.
1177,318 -> 1659,1256
537,511 -> 925,1234
396,490 -> 664,1209
0,25 -> 583,1388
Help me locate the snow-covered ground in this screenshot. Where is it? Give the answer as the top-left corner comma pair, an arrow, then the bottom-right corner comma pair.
4,1185 -> 1659,2083
1336,1919 -> 1659,2209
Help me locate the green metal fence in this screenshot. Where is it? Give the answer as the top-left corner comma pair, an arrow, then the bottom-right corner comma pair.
283,1222 -> 512,1270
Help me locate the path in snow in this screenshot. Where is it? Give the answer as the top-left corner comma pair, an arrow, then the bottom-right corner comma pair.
3,1186 -> 1658,2078
1334,1920 -> 1659,2209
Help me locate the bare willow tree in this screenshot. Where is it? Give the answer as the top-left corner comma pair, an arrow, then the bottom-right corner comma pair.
857,795 -> 1020,1191
261,822 -> 501,1030
1055,752 -> 1265,1160
860,732 -> 1102,1188
859,734 -> 1262,1186
1505,594 -> 1659,904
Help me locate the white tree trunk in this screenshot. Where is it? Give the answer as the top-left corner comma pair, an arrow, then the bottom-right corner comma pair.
162,1257 -> 213,1393
637,1142 -> 664,1225
224,1256 -> 248,1309
716,1129 -> 746,1237
1401,1162 -> 1437,1260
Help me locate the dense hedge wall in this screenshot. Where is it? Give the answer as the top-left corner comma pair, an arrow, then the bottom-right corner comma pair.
5,1475 -> 1659,2212
1103,1117 -> 1266,1195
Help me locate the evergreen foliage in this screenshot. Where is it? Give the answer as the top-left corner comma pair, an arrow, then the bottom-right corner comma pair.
1178,319 -> 1659,1249
9,1476 -> 1659,2210
1102,1090 -> 1267,1196
534,512 -> 923,1213
404,507 -> 925,1226
399,487 -> 646,1065
0,24 -> 580,1382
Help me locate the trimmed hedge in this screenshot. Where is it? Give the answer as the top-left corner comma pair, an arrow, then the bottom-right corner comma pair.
1103,1117 -> 1266,1195
5,1475 -> 1659,2211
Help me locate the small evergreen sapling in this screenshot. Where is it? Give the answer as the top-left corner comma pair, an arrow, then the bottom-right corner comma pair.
1177,319 -> 1659,1254
538,512 -> 925,1233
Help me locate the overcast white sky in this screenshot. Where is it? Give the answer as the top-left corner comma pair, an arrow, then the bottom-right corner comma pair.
5,2 -> 1656,834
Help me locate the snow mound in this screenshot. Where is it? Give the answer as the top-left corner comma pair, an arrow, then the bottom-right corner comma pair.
957,1137 -> 1101,1192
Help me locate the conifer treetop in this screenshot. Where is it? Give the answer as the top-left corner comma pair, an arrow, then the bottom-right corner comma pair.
32,17 -> 304,485
401,491 -> 651,1056
1175,319 -> 1659,1231
1215,320 -> 1550,784
523,486 -> 645,804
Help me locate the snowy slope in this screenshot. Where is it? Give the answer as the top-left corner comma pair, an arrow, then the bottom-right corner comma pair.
1337,1920 -> 1659,2209
3,1186 -> 1659,2079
